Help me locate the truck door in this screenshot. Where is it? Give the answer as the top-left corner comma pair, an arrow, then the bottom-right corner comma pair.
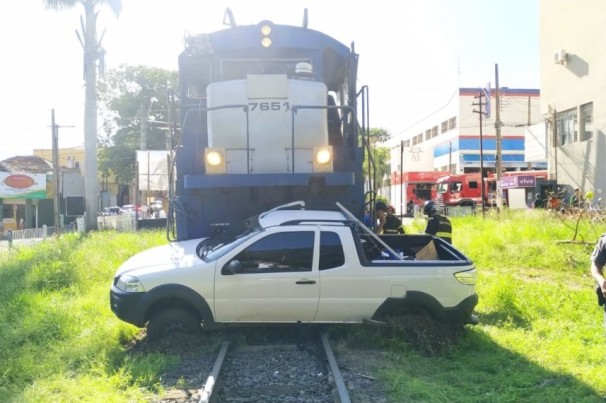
214,227 -> 320,322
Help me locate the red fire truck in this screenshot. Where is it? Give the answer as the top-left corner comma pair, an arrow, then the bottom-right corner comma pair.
435,173 -> 492,207
435,171 -> 549,208
392,171 -> 450,212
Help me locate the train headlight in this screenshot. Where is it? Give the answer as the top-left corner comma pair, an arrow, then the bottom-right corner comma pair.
261,24 -> 272,36
259,21 -> 273,48
205,148 -> 226,174
261,37 -> 272,48
313,146 -> 333,172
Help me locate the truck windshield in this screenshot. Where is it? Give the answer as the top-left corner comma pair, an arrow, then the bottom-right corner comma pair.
437,183 -> 448,193
197,215 -> 263,262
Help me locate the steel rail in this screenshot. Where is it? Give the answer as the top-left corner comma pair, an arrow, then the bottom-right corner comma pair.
198,341 -> 230,403
320,331 -> 352,403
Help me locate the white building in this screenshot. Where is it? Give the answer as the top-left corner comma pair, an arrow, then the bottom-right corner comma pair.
540,0 -> 606,199
386,87 -> 545,213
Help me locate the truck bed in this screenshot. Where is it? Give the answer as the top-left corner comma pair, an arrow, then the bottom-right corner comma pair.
358,233 -> 470,264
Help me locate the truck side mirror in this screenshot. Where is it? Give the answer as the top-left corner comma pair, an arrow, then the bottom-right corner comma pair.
222,259 -> 243,275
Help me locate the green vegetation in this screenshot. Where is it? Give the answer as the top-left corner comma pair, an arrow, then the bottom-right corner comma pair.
0,231 -> 169,401
1,211 -> 605,402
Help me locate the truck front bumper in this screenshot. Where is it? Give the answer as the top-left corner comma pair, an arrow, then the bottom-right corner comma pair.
110,285 -> 146,328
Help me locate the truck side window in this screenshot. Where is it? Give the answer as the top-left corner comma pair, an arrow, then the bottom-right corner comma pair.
453,182 -> 462,192
319,231 -> 345,270
234,232 -> 314,273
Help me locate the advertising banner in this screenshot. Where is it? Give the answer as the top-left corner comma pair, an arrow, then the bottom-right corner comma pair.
500,175 -> 536,189
0,173 -> 47,199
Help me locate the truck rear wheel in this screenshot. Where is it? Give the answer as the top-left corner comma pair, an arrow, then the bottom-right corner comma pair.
146,308 -> 201,341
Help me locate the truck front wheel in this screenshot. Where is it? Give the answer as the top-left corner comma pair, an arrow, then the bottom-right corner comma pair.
146,308 -> 201,341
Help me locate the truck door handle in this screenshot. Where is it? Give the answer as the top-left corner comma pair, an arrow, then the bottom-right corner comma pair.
296,280 -> 316,285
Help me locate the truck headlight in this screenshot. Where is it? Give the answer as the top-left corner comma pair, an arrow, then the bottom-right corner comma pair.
313,146 -> 333,172
115,275 -> 146,292
205,148 -> 226,174
454,269 -> 476,285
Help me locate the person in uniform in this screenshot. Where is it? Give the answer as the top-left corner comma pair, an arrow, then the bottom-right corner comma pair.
374,202 -> 404,234
423,200 -> 452,244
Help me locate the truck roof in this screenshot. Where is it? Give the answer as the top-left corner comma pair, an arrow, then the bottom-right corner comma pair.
258,209 -> 349,229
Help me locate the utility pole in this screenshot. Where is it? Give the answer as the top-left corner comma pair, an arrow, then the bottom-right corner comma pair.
139,103 -> 148,152
473,92 -> 488,218
448,142 -> 452,174
50,110 -> 75,235
400,140 -> 404,217
494,64 -> 503,209
552,107 -> 558,181
52,110 -> 61,235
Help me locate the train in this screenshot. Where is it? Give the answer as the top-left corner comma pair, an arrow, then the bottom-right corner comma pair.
170,9 -> 369,240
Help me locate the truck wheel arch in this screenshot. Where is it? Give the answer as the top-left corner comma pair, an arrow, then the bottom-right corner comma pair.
372,292 -> 445,322
138,284 -> 214,327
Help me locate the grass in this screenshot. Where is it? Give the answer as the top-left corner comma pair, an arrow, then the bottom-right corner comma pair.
1,210 -> 605,402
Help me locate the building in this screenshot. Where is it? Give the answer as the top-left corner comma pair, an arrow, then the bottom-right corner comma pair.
540,0 -> 606,199
0,155 -> 84,231
35,146 -> 132,210
386,87 -> 544,213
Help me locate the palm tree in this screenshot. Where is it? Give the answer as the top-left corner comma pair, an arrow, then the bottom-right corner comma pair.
45,0 -> 122,231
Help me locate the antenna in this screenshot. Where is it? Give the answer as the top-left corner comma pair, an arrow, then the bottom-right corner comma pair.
302,8 -> 308,28
223,8 -> 236,27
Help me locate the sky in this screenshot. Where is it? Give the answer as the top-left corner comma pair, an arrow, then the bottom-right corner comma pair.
0,0 -> 539,160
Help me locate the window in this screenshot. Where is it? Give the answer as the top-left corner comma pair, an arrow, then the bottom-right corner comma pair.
425,130 -> 431,141
431,126 -> 438,138
184,61 -> 212,100
468,181 -> 478,189
556,108 -> 577,146
448,117 -> 457,130
580,102 -> 593,141
403,140 -> 410,148
319,232 -> 345,270
441,120 -> 448,133
233,232 -> 314,273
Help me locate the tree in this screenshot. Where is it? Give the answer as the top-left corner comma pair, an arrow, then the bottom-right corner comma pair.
98,65 -> 178,187
45,0 -> 122,231
363,127 -> 392,198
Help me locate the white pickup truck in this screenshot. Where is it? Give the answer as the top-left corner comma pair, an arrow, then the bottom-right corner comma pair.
110,202 -> 478,340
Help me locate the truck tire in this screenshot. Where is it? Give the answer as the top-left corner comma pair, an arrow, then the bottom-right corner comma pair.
146,308 -> 201,341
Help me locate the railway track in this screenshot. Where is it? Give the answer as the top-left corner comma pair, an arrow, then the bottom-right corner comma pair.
199,331 -> 350,403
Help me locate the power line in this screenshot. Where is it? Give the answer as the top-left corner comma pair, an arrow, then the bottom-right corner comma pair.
394,88 -> 459,136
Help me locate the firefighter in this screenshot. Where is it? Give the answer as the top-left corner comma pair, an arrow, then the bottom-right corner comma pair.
374,202 -> 404,234
423,200 -> 452,244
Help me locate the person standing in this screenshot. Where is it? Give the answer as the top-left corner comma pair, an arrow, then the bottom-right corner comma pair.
570,188 -> 582,209
532,193 -> 545,209
423,200 -> 452,244
374,202 -> 404,234
590,234 -> 606,329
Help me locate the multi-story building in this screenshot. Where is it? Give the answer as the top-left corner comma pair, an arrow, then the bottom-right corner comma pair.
386,87 -> 544,213
540,0 -> 606,198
